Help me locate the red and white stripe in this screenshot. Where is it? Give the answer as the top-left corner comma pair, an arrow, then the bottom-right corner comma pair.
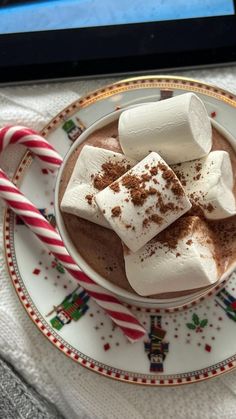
0,125 -> 146,342
0,126 -> 63,170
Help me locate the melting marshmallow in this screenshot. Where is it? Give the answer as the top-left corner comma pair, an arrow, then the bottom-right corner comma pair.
118,92 -> 212,164
124,216 -> 219,296
61,145 -> 136,228
95,152 -> 191,252
172,150 -> 236,220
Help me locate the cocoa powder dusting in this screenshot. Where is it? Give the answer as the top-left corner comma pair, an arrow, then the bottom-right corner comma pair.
85,194 -> 93,205
162,168 -> 176,181
93,161 -> 130,190
206,203 -> 214,213
143,218 -> 149,227
111,206 -> 121,217
188,195 -> 215,216
122,174 -> 140,189
131,188 -> 148,206
195,163 -> 202,172
143,214 -> 163,228
148,187 -> 157,195
195,173 -> 201,181
142,215 -> 224,268
125,224 -> 132,229
171,182 -> 184,197
141,173 -> 152,182
208,218 -> 236,265
150,214 -> 163,224
156,193 -> 176,214
110,182 -> 120,193
156,216 -> 194,249
188,201 -> 205,218
174,170 -> 182,180
158,163 -> 167,171
122,174 -> 149,206
150,166 -> 158,176
158,163 -> 184,197
121,161 -> 184,207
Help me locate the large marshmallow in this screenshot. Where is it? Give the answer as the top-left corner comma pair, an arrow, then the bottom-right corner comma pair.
95,152 -> 191,252
124,216 -> 219,296
172,150 -> 236,220
61,145 -> 136,227
118,93 -> 212,164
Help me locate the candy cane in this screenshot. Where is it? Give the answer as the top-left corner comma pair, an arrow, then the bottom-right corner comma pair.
0,126 -> 146,342
0,126 -> 63,170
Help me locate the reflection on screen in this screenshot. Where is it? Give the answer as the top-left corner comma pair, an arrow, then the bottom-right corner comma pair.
0,0 -> 234,34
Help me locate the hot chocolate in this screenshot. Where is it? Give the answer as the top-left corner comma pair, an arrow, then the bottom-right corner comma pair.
58,120 -> 236,298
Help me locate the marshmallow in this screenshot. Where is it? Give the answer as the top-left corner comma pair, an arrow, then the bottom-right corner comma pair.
172,150 -> 236,220
124,216 -> 218,296
118,92 -> 212,164
61,145 -> 137,228
95,151 -> 191,252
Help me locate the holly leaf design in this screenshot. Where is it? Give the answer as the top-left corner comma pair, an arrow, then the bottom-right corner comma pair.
192,313 -> 200,325
186,323 -> 196,330
57,265 -> 65,274
200,319 -> 208,328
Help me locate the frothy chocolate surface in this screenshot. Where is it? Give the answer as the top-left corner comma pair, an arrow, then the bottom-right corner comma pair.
59,122 -> 236,298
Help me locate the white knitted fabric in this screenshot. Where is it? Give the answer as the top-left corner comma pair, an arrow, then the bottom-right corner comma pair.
1,68 -> 236,419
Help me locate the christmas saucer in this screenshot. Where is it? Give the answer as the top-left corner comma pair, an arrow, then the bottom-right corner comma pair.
4,76 -> 236,385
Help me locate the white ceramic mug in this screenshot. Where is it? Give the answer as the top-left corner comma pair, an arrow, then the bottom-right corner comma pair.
54,109 -> 235,308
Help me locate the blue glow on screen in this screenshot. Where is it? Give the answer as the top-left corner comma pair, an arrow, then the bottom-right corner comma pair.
0,0 -> 234,35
